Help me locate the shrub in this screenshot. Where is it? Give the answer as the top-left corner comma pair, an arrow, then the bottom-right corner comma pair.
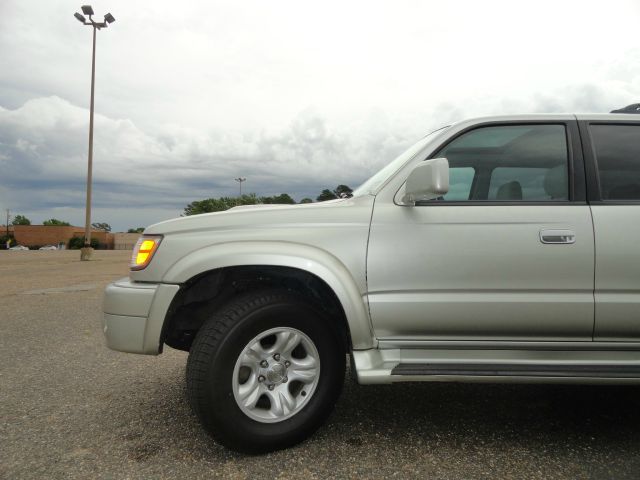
0,235 -> 15,249
68,237 -> 100,250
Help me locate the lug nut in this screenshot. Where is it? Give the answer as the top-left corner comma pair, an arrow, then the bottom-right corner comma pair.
284,361 -> 291,367
268,384 -> 274,391
260,360 -> 268,368
282,376 -> 288,383
258,375 -> 265,383
273,353 -> 281,361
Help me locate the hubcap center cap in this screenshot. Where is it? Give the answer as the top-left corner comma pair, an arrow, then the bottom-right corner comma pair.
266,362 -> 286,383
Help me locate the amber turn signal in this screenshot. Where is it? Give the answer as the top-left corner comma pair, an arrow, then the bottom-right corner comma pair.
130,235 -> 162,270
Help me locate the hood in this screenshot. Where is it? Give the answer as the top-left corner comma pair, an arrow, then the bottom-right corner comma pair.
144,197 -> 362,235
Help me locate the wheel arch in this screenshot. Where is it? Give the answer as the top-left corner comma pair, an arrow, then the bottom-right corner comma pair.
161,241 -> 374,351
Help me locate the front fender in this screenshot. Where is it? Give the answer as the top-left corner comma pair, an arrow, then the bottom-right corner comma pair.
162,241 -> 375,350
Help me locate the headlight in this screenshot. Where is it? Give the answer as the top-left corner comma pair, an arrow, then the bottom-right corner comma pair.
130,235 -> 163,271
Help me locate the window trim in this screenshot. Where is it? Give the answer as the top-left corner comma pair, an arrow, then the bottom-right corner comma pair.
579,120 -> 640,205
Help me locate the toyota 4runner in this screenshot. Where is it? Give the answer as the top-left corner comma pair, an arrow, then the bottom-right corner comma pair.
103,112 -> 640,452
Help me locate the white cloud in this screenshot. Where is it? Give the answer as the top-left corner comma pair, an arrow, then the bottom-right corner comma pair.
0,96 -> 422,229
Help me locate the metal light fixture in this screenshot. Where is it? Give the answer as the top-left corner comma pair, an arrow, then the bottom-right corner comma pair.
235,177 -> 247,197
74,5 -> 115,260
74,5 -> 115,29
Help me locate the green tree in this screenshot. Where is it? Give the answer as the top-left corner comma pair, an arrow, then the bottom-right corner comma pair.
11,215 -> 31,225
184,192 -> 300,216
184,194 -> 259,216
43,218 -> 71,226
316,189 -> 338,202
299,198 -> 313,204
91,222 -> 111,232
333,184 -> 353,198
316,185 -> 353,202
1,234 -> 15,248
261,193 -> 296,204
127,227 -> 145,233
68,236 -> 100,249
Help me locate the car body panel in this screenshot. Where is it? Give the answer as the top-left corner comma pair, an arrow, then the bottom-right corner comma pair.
126,195 -> 375,351
103,277 -> 157,317
578,117 -> 640,341
103,278 -> 179,354
367,203 -> 595,341
161,240 -> 375,349
591,205 -> 640,341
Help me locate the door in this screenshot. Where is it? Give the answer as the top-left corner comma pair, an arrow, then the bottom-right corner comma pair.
367,122 -> 595,343
582,121 -> 640,341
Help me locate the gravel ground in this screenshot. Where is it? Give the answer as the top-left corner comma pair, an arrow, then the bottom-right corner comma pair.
2,250 -> 640,479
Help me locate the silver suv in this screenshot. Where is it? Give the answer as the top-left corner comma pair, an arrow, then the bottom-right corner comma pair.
103,112 -> 640,452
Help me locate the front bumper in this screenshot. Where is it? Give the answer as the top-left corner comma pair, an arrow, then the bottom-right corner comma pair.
102,277 -> 180,354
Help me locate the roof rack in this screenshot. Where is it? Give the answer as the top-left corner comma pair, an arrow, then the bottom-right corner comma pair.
610,103 -> 640,114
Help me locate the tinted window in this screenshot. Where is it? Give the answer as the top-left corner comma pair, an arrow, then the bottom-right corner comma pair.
435,124 -> 569,201
445,167 -> 475,200
488,167 -> 560,200
591,124 -> 640,200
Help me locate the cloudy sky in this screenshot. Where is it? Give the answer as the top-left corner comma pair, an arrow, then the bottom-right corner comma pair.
1,0 -> 639,231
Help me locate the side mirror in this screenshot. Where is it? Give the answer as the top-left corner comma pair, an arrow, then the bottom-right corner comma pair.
402,157 -> 449,204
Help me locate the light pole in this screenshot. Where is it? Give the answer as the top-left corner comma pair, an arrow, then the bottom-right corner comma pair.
235,177 -> 247,197
74,5 -> 115,261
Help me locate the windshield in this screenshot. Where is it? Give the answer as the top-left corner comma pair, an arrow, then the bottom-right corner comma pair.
352,126 -> 450,196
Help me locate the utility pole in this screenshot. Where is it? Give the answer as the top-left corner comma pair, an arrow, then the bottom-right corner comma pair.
5,209 -> 9,239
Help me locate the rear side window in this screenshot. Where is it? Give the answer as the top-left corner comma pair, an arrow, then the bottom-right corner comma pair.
434,124 -> 569,202
590,124 -> 640,200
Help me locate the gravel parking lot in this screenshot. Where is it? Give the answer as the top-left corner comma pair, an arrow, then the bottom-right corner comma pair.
2,251 -> 640,479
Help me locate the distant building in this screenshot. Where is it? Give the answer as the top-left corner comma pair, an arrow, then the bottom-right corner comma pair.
12,225 -> 114,249
2,225 -> 142,250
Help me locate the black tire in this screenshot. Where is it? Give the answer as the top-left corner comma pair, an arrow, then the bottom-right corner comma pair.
186,289 -> 346,453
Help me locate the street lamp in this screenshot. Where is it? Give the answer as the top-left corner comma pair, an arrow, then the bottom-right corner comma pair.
74,5 -> 115,261
235,177 -> 247,197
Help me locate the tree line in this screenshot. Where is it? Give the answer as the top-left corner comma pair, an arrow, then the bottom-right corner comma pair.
183,185 -> 353,216
9,216 -> 74,226
8,215 -> 120,232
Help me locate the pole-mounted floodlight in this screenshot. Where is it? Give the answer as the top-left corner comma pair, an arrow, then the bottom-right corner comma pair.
235,177 -> 247,197
74,5 -> 115,260
74,5 -> 115,29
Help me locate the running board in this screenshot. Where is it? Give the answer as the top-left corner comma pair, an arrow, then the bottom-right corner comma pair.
351,349 -> 640,384
392,363 -> 640,378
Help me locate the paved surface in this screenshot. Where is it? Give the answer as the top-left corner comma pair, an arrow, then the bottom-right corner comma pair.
2,251 -> 640,479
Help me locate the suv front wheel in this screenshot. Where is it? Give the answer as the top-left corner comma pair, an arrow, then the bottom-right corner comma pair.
186,289 -> 346,453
